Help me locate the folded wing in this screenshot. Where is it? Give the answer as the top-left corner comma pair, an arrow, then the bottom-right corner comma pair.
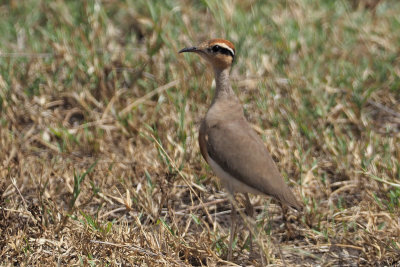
205,118 -> 302,210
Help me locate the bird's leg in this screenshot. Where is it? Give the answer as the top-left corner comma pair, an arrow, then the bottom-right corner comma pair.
228,200 -> 236,261
244,193 -> 254,256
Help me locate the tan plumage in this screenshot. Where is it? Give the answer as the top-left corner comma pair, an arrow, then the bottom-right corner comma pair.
201,112 -> 302,210
179,38 -> 302,260
180,39 -> 302,210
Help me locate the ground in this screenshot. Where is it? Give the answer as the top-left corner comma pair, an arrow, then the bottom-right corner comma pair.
0,0 -> 399,266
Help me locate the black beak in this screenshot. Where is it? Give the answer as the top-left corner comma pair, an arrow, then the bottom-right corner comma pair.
178,46 -> 198,53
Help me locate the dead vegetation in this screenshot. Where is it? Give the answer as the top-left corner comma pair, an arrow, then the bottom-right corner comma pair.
0,0 -> 399,266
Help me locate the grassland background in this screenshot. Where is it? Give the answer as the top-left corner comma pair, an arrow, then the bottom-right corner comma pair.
0,0 -> 399,266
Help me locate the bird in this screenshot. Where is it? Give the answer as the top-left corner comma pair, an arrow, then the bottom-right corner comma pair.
179,39 -> 303,261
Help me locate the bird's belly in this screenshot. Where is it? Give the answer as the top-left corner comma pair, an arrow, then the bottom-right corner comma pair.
208,156 -> 263,195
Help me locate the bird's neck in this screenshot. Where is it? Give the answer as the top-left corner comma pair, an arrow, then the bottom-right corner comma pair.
212,67 -> 237,103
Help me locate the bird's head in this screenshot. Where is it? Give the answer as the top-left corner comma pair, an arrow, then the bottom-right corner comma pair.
179,39 -> 235,71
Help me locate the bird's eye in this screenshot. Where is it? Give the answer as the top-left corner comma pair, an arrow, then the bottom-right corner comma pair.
212,45 -> 220,52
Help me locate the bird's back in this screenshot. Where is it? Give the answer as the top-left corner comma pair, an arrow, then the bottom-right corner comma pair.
201,100 -> 303,211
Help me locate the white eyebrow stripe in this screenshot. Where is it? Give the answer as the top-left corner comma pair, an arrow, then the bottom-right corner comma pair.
214,43 -> 235,56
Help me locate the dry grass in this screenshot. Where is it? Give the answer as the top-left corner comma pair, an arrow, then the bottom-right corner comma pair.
1,0 -> 400,266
